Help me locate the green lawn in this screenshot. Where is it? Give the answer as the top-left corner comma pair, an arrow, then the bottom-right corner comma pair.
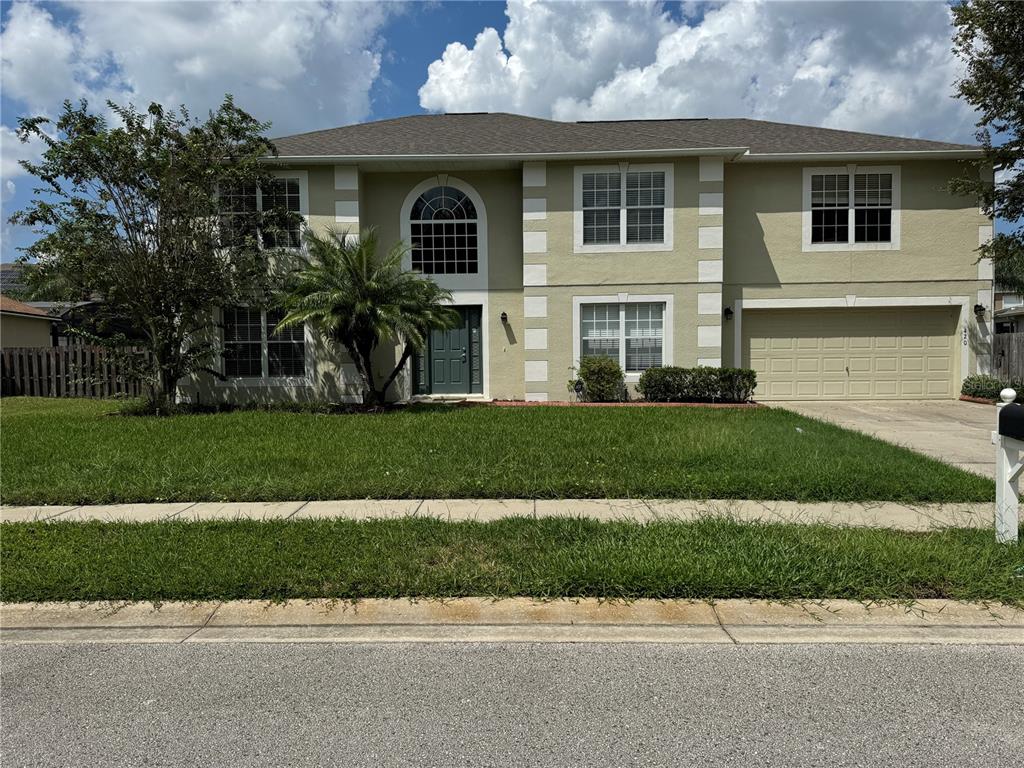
0,396 -> 993,504
2,517 -> 1021,603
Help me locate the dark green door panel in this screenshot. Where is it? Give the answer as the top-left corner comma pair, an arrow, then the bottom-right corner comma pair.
424,306 -> 482,395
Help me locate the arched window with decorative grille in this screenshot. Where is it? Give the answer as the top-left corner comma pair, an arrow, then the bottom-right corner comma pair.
409,186 -> 479,274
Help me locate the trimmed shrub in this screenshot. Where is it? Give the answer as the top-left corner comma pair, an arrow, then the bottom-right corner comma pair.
637,366 -> 757,403
573,356 -> 626,402
960,374 -> 1024,402
961,374 -> 1005,401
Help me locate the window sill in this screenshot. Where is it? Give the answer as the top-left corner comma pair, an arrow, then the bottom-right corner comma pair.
574,242 -> 673,254
802,241 -> 900,253
215,377 -> 312,388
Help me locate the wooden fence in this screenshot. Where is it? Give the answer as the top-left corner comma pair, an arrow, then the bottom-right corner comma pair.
1,346 -> 150,398
992,333 -> 1024,381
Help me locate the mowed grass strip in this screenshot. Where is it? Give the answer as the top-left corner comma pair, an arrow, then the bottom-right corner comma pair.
0,397 -> 992,504
2,517 -> 1021,603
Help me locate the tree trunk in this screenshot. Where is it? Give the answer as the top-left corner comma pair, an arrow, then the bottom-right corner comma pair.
380,343 -> 415,401
357,348 -> 382,406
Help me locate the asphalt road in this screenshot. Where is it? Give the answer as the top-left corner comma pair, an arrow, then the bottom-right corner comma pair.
2,643 -> 1023,767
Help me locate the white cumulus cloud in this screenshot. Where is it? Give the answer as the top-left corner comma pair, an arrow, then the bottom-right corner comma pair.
0,0 -> 395,153
419,0 -> 977,142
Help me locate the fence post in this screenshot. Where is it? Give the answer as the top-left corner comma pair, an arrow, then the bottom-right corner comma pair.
995,388 -> 1021,544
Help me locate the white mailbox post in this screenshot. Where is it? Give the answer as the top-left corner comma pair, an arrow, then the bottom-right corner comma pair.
993,387 -> 1022,544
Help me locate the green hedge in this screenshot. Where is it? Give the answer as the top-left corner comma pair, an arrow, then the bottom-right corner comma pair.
637,366 -> 757,403
961,373 -> 1024,402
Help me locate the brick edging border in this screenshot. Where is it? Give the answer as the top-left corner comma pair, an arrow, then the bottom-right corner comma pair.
959,395 -> 997,405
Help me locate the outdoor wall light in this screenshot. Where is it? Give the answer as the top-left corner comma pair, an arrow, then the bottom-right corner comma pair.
723,306 -> 734,321
500,311 -> 509,324
974,303 -> 987,320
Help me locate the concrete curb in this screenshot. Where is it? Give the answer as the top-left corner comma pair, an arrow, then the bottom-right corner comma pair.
2,599 -> 1021,645
0,499 -> 993,531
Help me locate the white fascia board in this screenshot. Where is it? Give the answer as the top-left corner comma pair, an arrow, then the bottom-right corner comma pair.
263,147 -> 750,164
739,149 -> 984,163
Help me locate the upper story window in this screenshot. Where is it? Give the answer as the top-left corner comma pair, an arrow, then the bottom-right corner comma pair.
582,172 -> 621,244
219,173 -> 306,250
574,164 -> 674,253
222,307 -> 306,380
803,166 -> 900,252
410,186 -> 478,274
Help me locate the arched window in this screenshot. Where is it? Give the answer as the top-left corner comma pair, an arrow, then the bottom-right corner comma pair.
409,186 -> 479,274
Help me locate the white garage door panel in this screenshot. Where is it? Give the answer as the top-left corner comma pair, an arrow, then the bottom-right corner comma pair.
744,307 -> 959,401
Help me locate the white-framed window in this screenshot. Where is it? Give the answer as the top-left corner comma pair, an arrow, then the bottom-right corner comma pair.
222,307 -> 308,381
409,186 -> 479,274
574,163 -> 674,253
802,165 -> 900,252
573,294 -> 673,379
219,170 -> 309,250
399,175 -> 489,292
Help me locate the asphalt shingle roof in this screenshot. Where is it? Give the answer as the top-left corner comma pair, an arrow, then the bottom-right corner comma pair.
0,294 -> 50,318
270,113 -> 978,158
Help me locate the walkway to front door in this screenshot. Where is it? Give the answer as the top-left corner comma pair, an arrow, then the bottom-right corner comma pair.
416,306 -> 482,395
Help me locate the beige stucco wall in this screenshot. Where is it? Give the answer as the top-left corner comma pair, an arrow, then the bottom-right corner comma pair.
185,154 -> 991,404
723,160 -> 988,286
1,313 -> 52,348
360,169 -> 524,400
720,159 -> 993,374
519,156 -> 726,400
186,165 -> 527,403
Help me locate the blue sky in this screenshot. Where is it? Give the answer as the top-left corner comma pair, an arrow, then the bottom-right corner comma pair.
0,1 -> 1000,261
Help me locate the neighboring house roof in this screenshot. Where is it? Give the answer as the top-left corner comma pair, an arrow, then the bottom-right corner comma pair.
23,300 -> 94,317
0,294 -> 53,321
270,113 -> 981,161
0,263 -> 27,295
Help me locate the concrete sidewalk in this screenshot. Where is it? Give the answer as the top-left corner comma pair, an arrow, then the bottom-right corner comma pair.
2,598 -> 1021,645
0,498 -> 993,531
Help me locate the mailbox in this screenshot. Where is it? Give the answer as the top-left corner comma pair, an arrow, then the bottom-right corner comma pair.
998,402 -> 1024,441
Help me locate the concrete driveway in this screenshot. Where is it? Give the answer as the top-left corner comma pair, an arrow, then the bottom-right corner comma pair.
775,400 -> 995,478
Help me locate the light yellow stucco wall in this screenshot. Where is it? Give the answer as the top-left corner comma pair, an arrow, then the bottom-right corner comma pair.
519,156 -> 726,399
360,168 -> 525,400
185,155 -> 991,404
0,314 -> 52,348
538,158 -> 706,285
720,159 -> 992,375
723,160 -> 988,286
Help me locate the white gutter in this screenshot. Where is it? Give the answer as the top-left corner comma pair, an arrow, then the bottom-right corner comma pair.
263,146 -> 751,164
737,149 -> 984,162
0,310 -> 53,321
264,147 -> 983,165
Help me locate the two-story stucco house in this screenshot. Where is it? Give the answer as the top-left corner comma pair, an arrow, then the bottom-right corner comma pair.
182,113 -> 994,405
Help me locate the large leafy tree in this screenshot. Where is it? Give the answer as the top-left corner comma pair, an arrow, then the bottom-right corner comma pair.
950,0 -> 1024,290
276,227 -> 460,405
9,96 -> 294,407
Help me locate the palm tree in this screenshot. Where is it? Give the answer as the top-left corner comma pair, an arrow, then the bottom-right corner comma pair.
275,227 -> 460,405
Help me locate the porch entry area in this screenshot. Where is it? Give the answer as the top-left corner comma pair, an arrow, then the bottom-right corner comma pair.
413,306 -> 483,395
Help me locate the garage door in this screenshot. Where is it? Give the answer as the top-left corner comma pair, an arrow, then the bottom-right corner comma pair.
743,307 -> 960,400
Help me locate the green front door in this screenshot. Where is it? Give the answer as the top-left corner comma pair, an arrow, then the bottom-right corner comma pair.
421,306 -> 482,395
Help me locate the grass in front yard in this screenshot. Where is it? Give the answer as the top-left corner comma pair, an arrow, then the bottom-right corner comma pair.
0,396 -> 993,504
2,517 -> 1021,603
